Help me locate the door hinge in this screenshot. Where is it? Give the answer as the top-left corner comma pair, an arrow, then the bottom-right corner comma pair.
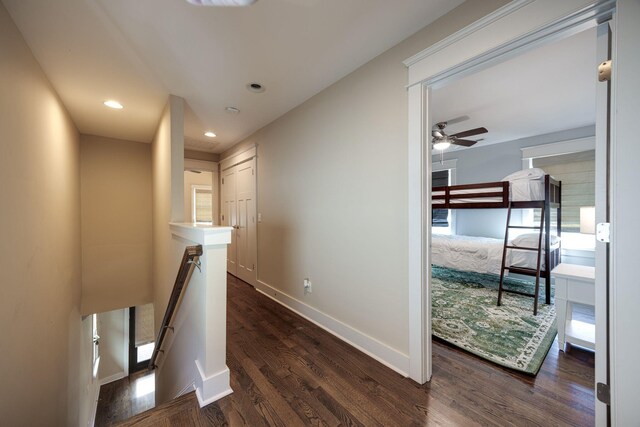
598,59 -> 612,82
221,214 -> 224,221
597,382 -> 611,405
222,178 -> 224,185
596,222 -> 611,243
252,264 -> 255,270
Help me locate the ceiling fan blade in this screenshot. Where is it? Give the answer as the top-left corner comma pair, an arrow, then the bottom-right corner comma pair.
445,115 -> 470,126
451,138 -> 477,147
450,127 -> 488,139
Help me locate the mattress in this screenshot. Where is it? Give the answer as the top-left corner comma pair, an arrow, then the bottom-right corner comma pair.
431,234 -> 504,275
431,234 -> 558,274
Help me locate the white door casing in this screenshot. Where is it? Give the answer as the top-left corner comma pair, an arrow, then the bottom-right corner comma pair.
594,20 -> 611,427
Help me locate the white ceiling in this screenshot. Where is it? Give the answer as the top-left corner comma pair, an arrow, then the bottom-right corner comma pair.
431,26 -> 597,151
3,0 -> 463,153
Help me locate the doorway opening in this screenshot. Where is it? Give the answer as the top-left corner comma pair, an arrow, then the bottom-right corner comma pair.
406,3 -> 614,424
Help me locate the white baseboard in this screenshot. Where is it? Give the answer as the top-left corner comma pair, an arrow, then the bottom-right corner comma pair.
194,360 -> 233,407
98,371 -> 127,386
254,279 -> 410,376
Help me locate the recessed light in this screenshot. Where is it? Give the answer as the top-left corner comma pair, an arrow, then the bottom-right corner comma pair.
103,100 -> 123,109
225,106 -> 240,114
246,82 -> 265,93
204,131 -> 216,138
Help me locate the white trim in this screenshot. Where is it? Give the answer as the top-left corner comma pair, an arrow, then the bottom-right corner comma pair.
194,361 -> 233,407
185,159 -> 219,173
521,136 -> 596,159
220,146 -> 256,171
98,371 -> 128,386
123,309 -> 129,377
407,83 -> 430,383
403,0 -> 535,67
406,0 -> 615,88
254,279 -> 410,376
405,0 -> 616,387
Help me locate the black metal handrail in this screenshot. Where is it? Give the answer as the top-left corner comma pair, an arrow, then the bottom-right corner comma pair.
149,245 -> 203,369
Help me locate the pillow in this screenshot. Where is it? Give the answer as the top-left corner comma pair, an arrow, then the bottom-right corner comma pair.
501,168 -> 545,182
511,233 -> 560,248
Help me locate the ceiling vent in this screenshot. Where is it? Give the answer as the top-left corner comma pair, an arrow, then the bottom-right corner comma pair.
186,0 -> 257,6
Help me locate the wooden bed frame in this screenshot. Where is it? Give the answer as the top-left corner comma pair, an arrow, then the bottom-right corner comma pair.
432,175 -> 562,307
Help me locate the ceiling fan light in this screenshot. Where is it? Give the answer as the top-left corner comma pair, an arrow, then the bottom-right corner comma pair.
433,141 -> 451,151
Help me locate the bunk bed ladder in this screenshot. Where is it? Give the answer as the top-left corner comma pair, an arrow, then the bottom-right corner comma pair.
497,202 -> 545,315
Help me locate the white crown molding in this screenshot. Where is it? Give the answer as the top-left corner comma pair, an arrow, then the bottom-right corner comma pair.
403,0 -> 535,67
220,146 -> 256,171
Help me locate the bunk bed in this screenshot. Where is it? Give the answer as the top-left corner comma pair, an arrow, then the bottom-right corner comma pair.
432,169 -> 561,314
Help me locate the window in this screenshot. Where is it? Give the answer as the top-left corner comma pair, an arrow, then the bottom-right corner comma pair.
192,185 -> 213,223
532,150 -> 595,231
522,138 -> 596,250
432,159 -> 456,235
129,304 -> 155,373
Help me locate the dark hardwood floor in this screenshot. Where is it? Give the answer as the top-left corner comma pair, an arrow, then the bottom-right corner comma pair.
96,369 -> 155,426
117,274 -> 595,426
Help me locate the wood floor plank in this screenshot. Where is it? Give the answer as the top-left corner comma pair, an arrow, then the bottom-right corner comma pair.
112,274 -> 595,426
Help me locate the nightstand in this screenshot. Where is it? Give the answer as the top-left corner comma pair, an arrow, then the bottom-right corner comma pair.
551,263 -> 595,352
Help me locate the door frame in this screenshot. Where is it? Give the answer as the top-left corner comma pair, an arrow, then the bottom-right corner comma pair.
405,0 -> 615,399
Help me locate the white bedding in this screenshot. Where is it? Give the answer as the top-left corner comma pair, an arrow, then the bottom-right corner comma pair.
431,234 -> 558,274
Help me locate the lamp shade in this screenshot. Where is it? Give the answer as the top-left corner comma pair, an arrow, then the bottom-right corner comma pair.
580,206 -> 595,234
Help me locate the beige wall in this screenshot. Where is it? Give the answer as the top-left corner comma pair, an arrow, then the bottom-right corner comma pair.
185,149 -> 219,162
222,0 -> 509,358
80,135 -> 153,315
0,3 -> 84,426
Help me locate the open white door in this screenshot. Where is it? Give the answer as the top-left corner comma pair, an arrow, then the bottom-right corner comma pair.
594,20 -> 612,427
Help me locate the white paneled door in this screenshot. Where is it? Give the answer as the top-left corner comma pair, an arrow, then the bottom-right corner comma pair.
222,166 -> 237,275
221,157 -> 256,283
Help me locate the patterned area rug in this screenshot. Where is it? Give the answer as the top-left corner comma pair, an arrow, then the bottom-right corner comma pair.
432,266 -> 556,375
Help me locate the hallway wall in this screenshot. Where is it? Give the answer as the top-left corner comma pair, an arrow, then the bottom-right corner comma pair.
221,0 -> 510,371
80,134 -> 153,315
0,3 -> 84,425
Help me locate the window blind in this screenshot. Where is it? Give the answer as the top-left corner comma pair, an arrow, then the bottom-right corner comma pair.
432,170 -> 449,227
194,189 -> 213,222
532,150 -> 595,232
135,303 -> 155,347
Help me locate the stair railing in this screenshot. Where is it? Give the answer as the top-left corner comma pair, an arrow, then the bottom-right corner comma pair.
149,245 -> 203,369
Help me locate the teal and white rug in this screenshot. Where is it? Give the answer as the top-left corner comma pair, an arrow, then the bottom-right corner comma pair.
432,266 -> 557,375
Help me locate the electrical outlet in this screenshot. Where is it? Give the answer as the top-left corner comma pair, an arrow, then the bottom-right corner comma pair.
303,278 -> 312,294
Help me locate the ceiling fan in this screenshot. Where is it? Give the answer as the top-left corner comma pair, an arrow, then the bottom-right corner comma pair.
431,119 -> 488,151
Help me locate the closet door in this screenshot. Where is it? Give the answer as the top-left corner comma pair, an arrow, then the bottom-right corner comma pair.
235,159 -> 256,284
221,167 -> 237,275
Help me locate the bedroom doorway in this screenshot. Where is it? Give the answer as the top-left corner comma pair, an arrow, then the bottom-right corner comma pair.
406,2 -> 614,424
